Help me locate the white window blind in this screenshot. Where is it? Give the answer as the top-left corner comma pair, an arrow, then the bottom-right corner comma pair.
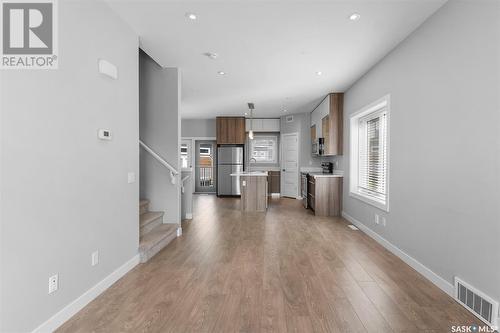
249,135 -> 278,164
358,108 -> 387,203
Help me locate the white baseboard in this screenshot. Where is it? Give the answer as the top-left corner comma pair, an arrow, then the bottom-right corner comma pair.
32,254 -> 140,333
185,213 -> 193,219
341,211 -> 454,296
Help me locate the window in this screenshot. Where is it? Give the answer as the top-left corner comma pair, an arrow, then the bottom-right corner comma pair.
249,135 -> 278,164
350,95 -> 390,211
199,145 -> 211,156
180,144 -> 188,168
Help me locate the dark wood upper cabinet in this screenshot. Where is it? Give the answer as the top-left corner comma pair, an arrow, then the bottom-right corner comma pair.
310,92 -> 343,156
327,93 -> 343,156
322,114 -> 330,153
310,124 -> 316,142
216,117 -> 245,144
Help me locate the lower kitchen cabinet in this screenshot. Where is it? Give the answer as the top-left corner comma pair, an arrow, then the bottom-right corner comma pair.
306,175 -> 342,217
267,171 -> 280,195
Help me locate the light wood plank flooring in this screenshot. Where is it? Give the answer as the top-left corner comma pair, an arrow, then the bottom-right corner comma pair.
58,195 -> 480,332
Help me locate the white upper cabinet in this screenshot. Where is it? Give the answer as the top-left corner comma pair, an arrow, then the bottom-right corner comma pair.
262,119 -> 280,131
245,118 -> 280,132
246,118 -> 263,131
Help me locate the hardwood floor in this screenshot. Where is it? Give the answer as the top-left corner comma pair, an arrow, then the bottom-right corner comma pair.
58,195 -> 480,333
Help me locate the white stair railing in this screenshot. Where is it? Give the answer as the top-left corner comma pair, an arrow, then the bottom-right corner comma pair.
139,140 -> 178,184
181,175 -> 190,193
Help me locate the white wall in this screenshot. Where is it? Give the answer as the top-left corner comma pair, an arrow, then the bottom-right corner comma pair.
139,51 -> 181,224
342,0 -> 500,302
0,1 -> 139,331
181,119 -> 216,138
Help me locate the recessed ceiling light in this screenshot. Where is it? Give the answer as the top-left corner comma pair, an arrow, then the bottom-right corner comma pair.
283,109 -> 288,113
203,52 -> 218,59
349,13 -> 361,21
217,71 -> 226,75
316,71 -> 323,76
185,12 -> 197,20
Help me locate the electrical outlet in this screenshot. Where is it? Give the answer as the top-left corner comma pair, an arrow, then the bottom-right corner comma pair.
91,251 -> 99,266
48,274 -> 58,294
382,217 -> 386,226
375,214 -> 380,225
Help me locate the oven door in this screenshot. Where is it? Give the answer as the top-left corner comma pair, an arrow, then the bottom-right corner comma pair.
301,173 -> 308,208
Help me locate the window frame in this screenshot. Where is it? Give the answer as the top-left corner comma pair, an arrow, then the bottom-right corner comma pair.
248,134 -> 279,164
349,94 -> 390,212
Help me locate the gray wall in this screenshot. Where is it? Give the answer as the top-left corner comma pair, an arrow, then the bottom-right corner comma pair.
0,1 -> 139,331
181,119 -> 216,138
281,113 -> 318,168
140,51 -> 181,223
280,112 -> 339,169
342,0 -> 499,302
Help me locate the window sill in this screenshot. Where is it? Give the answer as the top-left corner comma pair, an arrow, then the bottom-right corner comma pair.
349,191 -> 389,212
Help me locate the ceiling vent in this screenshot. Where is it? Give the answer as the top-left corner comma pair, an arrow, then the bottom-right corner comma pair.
454,277 -> 499,328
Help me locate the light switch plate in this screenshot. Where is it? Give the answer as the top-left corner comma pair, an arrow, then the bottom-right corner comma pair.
98,59 -> 118,79
91,251 -> 99,266
375,214 -> 380,224
127,172 -> 136,184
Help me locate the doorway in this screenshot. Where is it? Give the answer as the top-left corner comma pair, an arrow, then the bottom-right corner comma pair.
195,140 -> 217,193
281,132 -> 299,198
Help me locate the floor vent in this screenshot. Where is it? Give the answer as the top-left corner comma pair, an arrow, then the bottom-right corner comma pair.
455,277 -> 499,328
347,224 -> 359,230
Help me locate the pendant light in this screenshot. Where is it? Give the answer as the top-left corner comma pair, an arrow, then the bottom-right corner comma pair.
247,103 -> 255,140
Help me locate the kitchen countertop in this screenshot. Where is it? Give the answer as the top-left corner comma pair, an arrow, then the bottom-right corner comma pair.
300,167 -> 323,173
230,171 -> 268,177
308,171 -> 344,178
248,166 -> 280,172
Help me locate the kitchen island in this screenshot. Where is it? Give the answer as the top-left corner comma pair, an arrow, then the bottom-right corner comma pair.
230,171 -> 268,212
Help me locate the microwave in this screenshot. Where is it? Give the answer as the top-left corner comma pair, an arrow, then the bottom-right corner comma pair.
312,138 -> 324,155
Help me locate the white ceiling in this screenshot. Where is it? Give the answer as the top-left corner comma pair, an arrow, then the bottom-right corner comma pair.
106,0 -> 446,119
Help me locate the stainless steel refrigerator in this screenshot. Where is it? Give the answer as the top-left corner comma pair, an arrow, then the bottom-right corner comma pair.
217,146 -> 244,196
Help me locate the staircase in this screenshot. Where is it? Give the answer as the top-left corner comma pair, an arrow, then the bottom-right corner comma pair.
139,199 -> 177,263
